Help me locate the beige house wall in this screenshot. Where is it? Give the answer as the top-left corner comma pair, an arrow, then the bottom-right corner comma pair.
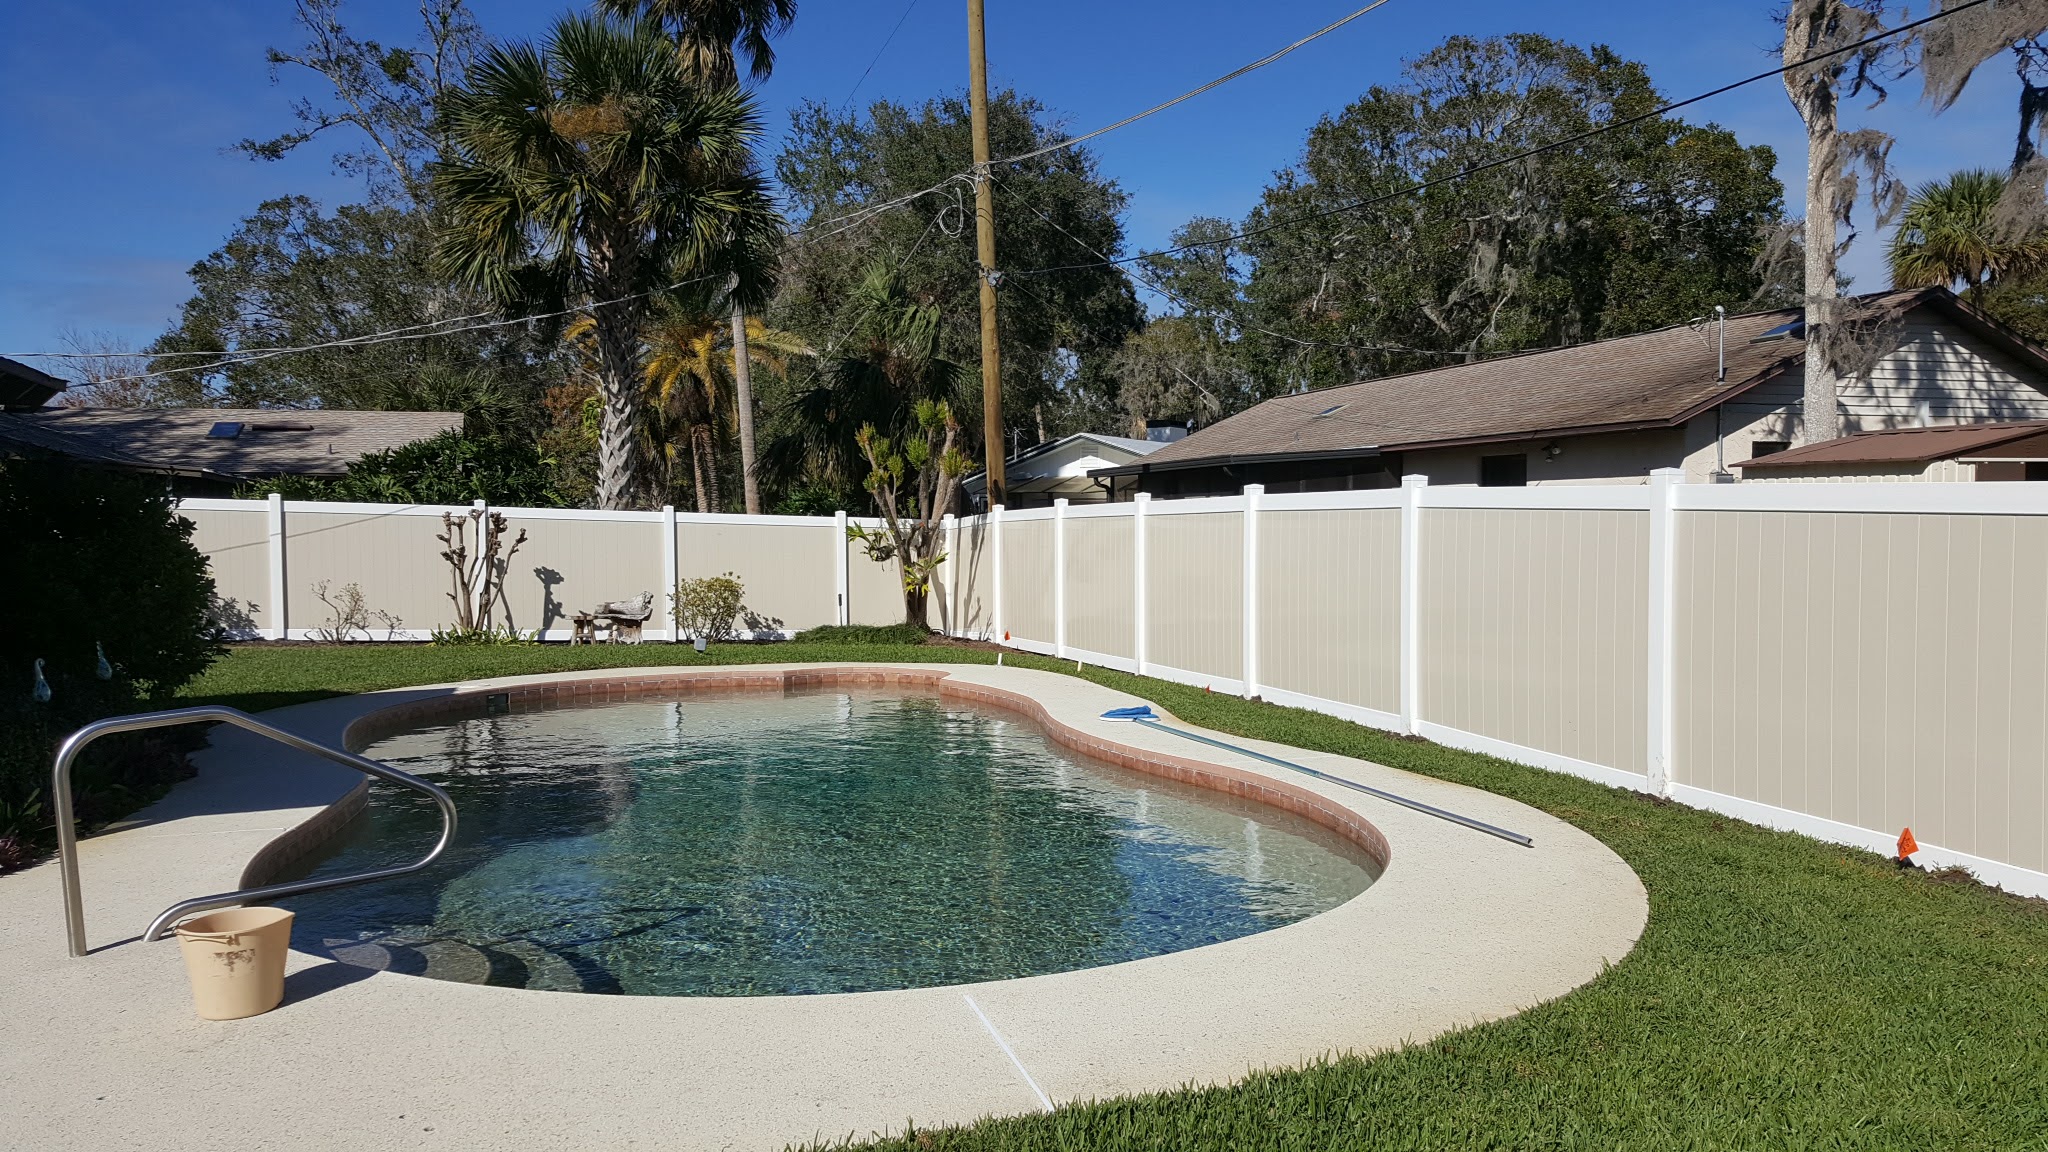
1064,515 -> 1135,659
1257,508 -> 1401,715
1419,507 -> 1649,774
182,506 -> 270,626
1145,512 -> 1243,682
1675,509 -> 2048,875
679,520 -> 837,632
1001,517 -> 1056,644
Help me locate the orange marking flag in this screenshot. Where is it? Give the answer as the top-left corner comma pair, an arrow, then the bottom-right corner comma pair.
1897,827 -> 1919,860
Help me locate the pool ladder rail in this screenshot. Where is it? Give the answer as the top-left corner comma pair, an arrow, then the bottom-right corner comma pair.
51,705 -> 458,958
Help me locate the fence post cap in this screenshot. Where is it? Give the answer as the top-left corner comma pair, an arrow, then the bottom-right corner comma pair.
1401,474 -> 1430,488
1649,467 -> 1684,484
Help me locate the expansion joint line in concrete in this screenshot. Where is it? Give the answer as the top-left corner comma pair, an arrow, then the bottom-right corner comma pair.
962,994 -> 1053,1113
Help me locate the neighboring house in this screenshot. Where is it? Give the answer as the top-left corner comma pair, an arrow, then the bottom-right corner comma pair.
963,432 -> 1163,508
0,407 -> 463,495
0,355 -> 69,410
1099,287 -> 2048,495
1734,420 -> 2048,482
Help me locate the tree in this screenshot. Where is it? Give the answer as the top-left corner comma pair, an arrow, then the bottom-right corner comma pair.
641,305 -> 809,511
148,197 -> 556,420
1109,315 -> 1244,436
593,0 -> 796,86
765,261 -> 966,493
1889,169 -> 2048,298
433,14 -> 781,510
850,401 -> 971,627
236,0 -> 484,208
601,0 -> 797,515
1781,0 -> 2048,444
1137,35 -> 1787,412
773,92 -> 1140,458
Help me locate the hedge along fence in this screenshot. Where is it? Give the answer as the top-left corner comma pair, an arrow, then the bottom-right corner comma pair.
177,498 -> 910,642
934,475 -> 2048,902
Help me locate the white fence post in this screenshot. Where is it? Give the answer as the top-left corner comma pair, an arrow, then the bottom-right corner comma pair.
1399,475 -> 1428,735
833,510 -> 849,626
1053,498 -> 1069,657
1646,467 -> 1681,795
991,503 -> 1006,644
940,513 -> 957,637
266,492 -> 287,641
1133,493 -> 1150,676
1241,484 -> 1263,699
661,505 -> 678,642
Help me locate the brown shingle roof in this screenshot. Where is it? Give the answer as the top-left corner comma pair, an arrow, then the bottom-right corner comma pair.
1126,289 -> 1957,472
7,407 -> 462,477
1734,421 -> 2048,468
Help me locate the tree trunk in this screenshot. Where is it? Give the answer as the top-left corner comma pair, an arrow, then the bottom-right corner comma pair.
1785,2 -> 1841,445
901,577 -> 928,630
593,312 -> 643,510
731,306 -> 762,515
689,427 -> 711,514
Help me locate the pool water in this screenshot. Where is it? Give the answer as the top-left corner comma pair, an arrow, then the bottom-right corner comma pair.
282,688 -> 1377,996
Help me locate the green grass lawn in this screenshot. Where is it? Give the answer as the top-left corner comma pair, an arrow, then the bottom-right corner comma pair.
180,644 -> 2048,1150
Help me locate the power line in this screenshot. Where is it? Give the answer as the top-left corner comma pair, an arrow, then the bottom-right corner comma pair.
840,0 -> 921,111
998,0 -> 1402,165
1012,0 -> 1991,276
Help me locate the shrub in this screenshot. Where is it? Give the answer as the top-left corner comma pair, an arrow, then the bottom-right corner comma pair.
673,574 -> 746,642
792,623 -> 930,646
238,429 -> 569,507
0,458 -> 220,865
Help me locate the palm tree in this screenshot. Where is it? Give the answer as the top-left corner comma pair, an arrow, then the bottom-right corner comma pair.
433,14 -> 779,509
593,0 -> 797,86
765,262 -> 968,491
598,0 -> 794,513
642,305 -> 810,512
1889,169 -> 2048,301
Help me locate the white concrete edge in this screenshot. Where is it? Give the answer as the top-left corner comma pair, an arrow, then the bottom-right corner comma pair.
1669,784 -> 2048,899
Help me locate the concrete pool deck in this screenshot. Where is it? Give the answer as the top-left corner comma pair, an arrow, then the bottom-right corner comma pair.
0,663 -> 1647,1150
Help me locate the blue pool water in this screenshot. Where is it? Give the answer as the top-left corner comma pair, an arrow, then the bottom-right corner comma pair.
282,688 -> 1376,996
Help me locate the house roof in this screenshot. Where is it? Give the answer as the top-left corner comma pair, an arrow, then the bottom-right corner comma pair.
0,356 -> 69,409
1,407 -> 462,478
1102,287 -> 2048,477
963,431 -> 1163,493
1734,421 -> 2048,469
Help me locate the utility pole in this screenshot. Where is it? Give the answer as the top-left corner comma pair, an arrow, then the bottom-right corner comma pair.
966,0 -> 1005,506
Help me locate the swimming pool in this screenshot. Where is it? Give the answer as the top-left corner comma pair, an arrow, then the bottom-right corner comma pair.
283,686 -> 1378,996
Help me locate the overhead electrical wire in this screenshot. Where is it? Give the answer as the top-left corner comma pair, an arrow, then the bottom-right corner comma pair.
840,0 -> 921,111
1012,0 -> 1995,276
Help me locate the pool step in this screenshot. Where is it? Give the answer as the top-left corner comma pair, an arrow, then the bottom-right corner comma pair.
319,932 -> 618,994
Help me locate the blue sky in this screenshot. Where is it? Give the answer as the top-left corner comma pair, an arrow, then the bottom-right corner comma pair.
0,0 -> 2022,363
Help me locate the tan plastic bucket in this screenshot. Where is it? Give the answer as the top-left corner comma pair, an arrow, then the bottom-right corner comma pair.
173,907 -> 295,1020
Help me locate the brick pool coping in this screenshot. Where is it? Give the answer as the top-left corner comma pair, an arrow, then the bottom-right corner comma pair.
0,663 -> 1646,1151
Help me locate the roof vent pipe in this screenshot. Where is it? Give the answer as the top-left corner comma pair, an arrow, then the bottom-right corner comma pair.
1715,304 -> 1726,383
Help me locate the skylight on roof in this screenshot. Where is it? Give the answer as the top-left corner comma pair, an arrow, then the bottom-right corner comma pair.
1751,319 -> 1806,342
206,421 -> 244,439
1313,403 -> 1346,417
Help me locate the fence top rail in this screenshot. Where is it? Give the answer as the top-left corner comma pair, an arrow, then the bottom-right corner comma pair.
1674,481 -> 2048,516
1260,490 -> 1405,513
672,511 -> 839,528
1420,485 -> 1656,512
176,497 -> 270,513
1061,501 -> 1135,520
281,499 -> 478,518
1147,494 -> 1247,516
1000,506 -> 1060,523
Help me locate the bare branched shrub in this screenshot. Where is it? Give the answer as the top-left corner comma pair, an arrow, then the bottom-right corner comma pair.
311,580 -> 401,642
438,509 -> 526,633
52,329 -> 160,409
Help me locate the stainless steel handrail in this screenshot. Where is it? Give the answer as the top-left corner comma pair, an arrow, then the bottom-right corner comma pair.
52,705 -> 457,957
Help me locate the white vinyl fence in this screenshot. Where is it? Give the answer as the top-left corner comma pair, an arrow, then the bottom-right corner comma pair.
932,473 -> 2048,900
179,496 -> 907,642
